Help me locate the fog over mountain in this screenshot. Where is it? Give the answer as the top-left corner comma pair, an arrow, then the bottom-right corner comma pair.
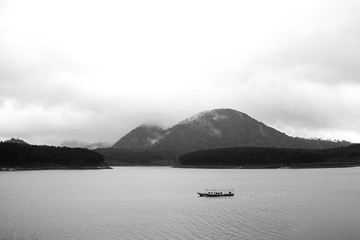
1,0 -> 360,145
113,109 -> 350,154
60,140 -> 111,150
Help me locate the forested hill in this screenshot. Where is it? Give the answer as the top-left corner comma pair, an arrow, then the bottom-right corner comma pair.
113,109 -> 351,154
0,142 -> 110,170
105,108 -> 351,166
178,144 -> 360,168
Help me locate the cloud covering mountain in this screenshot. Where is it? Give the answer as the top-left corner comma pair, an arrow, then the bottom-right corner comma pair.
113,109 -> 350,154
1,0 -> 360,145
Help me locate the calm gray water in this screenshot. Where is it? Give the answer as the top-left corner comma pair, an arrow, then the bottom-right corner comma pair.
1,167 -> 360,240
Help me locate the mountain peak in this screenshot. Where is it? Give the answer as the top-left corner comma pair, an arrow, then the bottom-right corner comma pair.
4,138 -> 30,145
112,123 -> 166,149
139,122 -> 165,130
112,109 -> 351,153
177,108 -> 247,125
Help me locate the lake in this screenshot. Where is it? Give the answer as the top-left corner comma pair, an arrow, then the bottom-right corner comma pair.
1,167 -> 360,239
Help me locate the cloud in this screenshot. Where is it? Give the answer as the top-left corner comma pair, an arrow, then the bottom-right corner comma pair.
0,99 -> 90,143
1,0 -> 360,144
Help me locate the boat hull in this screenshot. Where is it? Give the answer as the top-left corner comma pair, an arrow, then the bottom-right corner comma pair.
197,192 -> 234,197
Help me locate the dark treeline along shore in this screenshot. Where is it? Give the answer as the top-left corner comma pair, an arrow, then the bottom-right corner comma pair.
0,142 -> 110,170
94,148 -> 176,166
177,144 -> 360,168
2,141 -> 360,170
2,109 -> 359,170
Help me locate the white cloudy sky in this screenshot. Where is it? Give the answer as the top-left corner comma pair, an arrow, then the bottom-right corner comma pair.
1,0 -> 360,145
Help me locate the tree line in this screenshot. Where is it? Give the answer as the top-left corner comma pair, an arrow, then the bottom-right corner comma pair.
0,142 -> 106,168
94,148 -> 176,165
178,144 -> 360,167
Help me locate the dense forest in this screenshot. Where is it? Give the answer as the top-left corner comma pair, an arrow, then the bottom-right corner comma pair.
95,148 -> 176,166
0,142 -> 109,170
178,144 -> 360,168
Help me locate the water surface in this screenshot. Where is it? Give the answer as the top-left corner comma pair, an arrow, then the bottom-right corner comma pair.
1,167 -> 360,239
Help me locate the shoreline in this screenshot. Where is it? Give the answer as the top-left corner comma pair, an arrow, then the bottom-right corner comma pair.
0,165 -> 112,171
174,162 -> 360,169
2,163 -> 360,170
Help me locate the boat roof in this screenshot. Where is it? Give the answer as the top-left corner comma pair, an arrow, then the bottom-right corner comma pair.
205,189 -> 234,191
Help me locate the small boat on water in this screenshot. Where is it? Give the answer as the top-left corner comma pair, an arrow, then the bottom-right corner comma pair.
197,189 -> 234,197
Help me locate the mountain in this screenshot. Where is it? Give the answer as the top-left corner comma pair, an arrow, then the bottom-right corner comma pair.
113,124 -> 166,149
84,142 -> 112,150
4,138 -> 30,145
61,140 -> 111,150
112,109 -> 350,154
60,140 -> 88,148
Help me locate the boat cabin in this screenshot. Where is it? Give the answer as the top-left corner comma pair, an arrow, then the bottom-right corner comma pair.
197,189 -> 234,197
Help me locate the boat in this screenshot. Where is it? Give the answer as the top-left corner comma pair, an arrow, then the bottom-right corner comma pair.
197,189 -> 234,197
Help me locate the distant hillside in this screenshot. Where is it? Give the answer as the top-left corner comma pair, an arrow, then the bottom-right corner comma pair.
0,142 -> 110,170
178,144 -> 360,168
4,138 -> 29,145
84,142 -> 112,150
102,109 -> 351,166
112,109 -> 350,153
60,140 -> 89,148
113,124 -> 166,149
61,140 -> 111,150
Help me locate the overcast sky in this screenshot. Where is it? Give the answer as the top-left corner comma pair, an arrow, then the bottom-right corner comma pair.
1,0 -> 360,145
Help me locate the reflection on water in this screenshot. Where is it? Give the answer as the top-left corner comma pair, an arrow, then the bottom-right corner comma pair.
1,167 -> 360,239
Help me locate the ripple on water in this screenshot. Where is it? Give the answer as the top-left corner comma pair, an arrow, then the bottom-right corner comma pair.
1,167 -> 360,239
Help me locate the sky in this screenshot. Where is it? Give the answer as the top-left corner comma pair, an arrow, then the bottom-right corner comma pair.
1,0 -> 360,145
